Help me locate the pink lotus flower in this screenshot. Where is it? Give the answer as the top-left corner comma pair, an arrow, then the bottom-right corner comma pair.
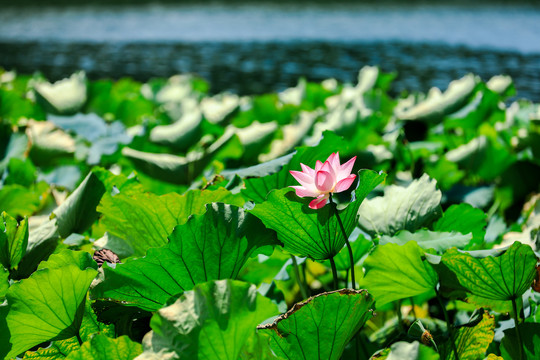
290,152 -> 357,209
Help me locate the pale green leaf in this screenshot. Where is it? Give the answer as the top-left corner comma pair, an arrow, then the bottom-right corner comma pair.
358,173 -> 442,237
379,229 -> 472,253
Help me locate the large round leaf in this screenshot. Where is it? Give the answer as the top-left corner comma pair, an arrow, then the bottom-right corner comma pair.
98,187 -> 244,257
361,241 -> 439,307
441,242 -> 538,312
250,169 -> 385,260
92,203 -> 277,311
137,280 -> 279,360
358,173 -> 442,237
258,289 -> 374,360
5,251 -> 98,358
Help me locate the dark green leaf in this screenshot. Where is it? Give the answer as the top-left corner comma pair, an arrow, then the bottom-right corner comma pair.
370,341 -> 440,360
433,203 -> 487,247
500,323 -> 540,360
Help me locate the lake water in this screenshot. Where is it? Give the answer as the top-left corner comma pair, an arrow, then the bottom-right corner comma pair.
1,3 -> 540,99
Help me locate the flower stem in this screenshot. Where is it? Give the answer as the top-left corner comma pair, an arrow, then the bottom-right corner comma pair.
329,194 -> 356,290
329,257 -> 339,289
291,255 -> 308,299
436,290 -> 459,360
512,297 -> 524,360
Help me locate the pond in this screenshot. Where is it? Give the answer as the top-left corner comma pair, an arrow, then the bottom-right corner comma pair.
1,3 -> 540,99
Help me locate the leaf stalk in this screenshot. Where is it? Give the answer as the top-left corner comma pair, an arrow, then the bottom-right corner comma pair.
329,194 -> 356,290
512,297 -> 524,360
435,290 -> 459,360
291,255 -> 309,299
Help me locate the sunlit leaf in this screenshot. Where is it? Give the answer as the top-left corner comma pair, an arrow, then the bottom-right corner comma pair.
65,335 -> 142,360
34,71 -> 87,115
122,127 -> 235,184
441,242 -> 537,312
92,203 -> 276,311
5,251 -> 98,358
441,311 -> 495,360
361,241 -> 438,307
358,174 -> 442,237
22,337 -> 80,360
98,187 -> 244,257
137,280 -> 279,360
259,289 -> 374,360
379,229 -> 471,253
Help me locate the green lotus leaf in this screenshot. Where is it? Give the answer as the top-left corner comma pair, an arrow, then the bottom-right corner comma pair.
0,212 -> 28,271
441,242 -> 538,312
441,311 -> 495,360
3,157 -> 37,187
0,267 -> 8,300
258,289 -> 374,360
361,241 -> 439,306
5,251 -> 98,358
0,183 -> 47,218
379,229 -> 471,253
250,169 -> 385,260
98,187 -> 244,257
65,335 -> 142,360
22,337 -> 80,360
358,173 -> 442,237
92,203 -> 276,311
138,280 -> 279,360
433,203 -> 487,247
